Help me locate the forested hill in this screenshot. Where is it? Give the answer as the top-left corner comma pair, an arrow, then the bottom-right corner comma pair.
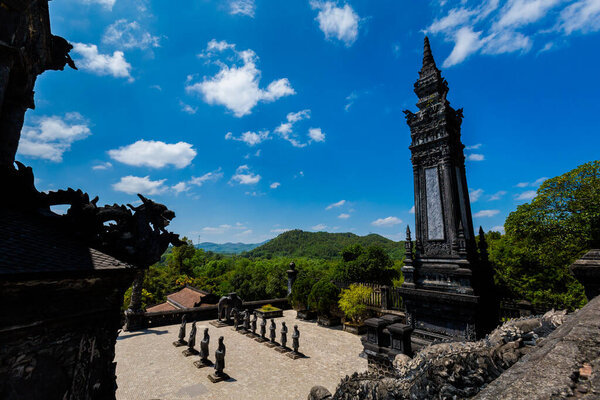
195,242 -> 264,254
244,230 -> 405,260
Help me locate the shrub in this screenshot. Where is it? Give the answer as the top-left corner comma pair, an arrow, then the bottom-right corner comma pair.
338,284 -> 373,324
291,276 -> 315,310
307,280 -> 340,316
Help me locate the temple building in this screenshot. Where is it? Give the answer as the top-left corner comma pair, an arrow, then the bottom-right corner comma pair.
146,285 -> 219,312
400,37 -> 496,348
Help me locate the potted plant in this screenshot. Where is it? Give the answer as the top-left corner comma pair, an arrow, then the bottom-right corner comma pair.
339,284 -> 372,335
308,280 -> 341,327
291,276 -> 317,320
255,304 -> 283,319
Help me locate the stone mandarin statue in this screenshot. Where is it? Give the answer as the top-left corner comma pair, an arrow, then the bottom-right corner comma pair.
281,321 -> 288,348
173,315 -> 187,346
260,315 -> 267,339
292,325 -> 300,354
214,336 -> 226,376
270,319 -> 276,343
244,309 -> 251,331
251,312 -> 257,335
200,328 -> 210,362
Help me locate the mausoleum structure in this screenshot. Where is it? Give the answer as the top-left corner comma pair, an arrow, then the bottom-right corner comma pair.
400,37 -> 495,347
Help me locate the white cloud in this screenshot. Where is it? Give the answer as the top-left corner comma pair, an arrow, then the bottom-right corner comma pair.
427,0 -> 600,67
515,190 -> 537,200
271,228 -> 292,234
345,91 -> 358,111
80,0 -> 115,10
102,20 -> 160,50
190,169 -> 224,186
467,153 -> 485,161
171,181 -> 189,194
491,225 -> 506,233
495,0 -> 563,30
72,43 -> 132,81
443,26 -> 484,67
312,224 -> 327,230
338,213 -> 351,219
236,229 -> 253,236
225,130 -> 270,146
93,161 -> 113,170
488,190 -> 507,201
274,109 -> 312,147
229,0 -> 255,17
310,1 -> 360,46
469,188 -> 484,202
428,7 -> 477,34
482,30 -> 532,54
270,182 -> 281,189
516,177 -> 548,187
465,143 -> 482,150
308,128 -> 326,143
409,206 -> 415,214
231,165 -> 261,185
18,113 -> 91,162
112,175 -> 168,195
371,216 -> 402,227
326,199 -> 346,210
108,140 -> 196,168
557,0 -> 600,34
473,209 -> 500,217
180,102 -> 197,114
186,40 -> 294,117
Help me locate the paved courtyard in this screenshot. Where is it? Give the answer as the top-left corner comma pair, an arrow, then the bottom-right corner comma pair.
115,310 -> 367,400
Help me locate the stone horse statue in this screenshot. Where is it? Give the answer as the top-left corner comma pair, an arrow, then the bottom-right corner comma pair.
217,292 -> 243,322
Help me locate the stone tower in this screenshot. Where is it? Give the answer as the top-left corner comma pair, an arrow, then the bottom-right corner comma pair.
400,37 -> 486,346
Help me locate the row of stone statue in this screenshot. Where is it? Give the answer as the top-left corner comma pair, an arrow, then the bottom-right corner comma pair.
173,316 -> 229,382
230,308 -> 302,357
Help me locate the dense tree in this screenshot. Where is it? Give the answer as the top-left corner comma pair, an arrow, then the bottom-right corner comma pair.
489,161 -> 599,310
333,244 -> 398,285
307,279 -> 340,316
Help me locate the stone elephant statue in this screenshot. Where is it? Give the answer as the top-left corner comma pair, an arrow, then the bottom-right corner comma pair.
217,292 -> 244,322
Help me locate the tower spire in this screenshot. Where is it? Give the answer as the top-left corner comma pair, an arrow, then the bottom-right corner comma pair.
422,36 -> 436,70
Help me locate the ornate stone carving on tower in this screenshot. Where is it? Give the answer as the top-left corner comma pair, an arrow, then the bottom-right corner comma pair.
400,37 -> 486,347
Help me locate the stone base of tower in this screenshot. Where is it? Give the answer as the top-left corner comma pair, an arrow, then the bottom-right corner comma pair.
399,285 -> 479,349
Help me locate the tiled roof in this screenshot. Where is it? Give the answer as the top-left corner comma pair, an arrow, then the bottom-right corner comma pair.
0,208 -> 133,276
146,302 -> 178,313
167,286 -> 207,309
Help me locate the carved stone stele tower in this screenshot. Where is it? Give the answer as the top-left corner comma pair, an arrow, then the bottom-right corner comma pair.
400,37 -> 483,346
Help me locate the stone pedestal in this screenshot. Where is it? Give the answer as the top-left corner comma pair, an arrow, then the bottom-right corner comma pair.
182,348 -> 199,357
172,340 -> 187,347
388,323 -> 413,356
194,359 -> 213,369
208,372 -> 230,383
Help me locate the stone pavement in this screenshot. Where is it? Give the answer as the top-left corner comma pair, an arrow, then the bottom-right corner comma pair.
115,310 -> 367,400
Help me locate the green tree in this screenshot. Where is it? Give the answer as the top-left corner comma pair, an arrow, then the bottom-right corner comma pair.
307,280 -> 340,316
168,237 -> 196,275
489,161 -> 599,310
338,284 -> 373,324
334,244 -> 397,284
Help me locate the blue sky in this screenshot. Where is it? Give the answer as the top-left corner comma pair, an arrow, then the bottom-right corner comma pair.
18,0 -> 600,243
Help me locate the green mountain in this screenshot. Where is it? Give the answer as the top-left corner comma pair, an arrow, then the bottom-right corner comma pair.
244,230 -> 405,260
195,242 -> 265,254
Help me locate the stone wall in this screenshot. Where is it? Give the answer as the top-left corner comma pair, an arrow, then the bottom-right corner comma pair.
0,271 -> 136,400
312,309 -> 569,399
475,294 -> 600,399
144,298 -> 291,328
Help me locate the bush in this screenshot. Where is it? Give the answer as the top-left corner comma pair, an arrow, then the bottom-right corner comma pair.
338,284 -> 372,324
307,280 -> 340,316
291,276 -> 315,310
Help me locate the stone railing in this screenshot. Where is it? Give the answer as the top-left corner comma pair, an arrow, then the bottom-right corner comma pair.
142,298 -> 290,328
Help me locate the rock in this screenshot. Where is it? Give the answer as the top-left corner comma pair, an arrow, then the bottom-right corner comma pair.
308,385 -> 332,400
